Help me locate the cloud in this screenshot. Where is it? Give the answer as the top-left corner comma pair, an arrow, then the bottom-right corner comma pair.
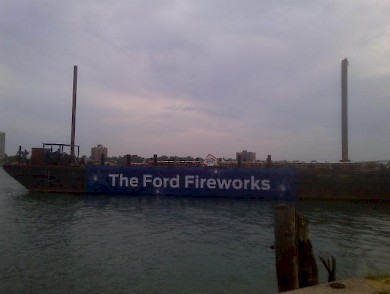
1,1 -> 390,161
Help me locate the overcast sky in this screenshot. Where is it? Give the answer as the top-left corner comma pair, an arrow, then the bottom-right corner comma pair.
1,0 -> 390,162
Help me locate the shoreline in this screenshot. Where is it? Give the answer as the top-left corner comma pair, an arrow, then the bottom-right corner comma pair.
282,277 -> 390,294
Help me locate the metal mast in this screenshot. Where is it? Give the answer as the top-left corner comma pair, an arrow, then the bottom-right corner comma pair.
341,58 -> 349,162
70,65 -> 78,159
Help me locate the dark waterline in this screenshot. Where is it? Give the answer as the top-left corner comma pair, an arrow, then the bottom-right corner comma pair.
0,168 -> 389,293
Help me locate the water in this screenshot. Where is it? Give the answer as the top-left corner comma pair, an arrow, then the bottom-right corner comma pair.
0,168 -> 389,293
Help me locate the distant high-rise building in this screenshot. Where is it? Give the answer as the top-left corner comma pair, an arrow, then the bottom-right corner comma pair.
0,132 -> 5,161
236,150 -> 256,162
90,144 -> 108,161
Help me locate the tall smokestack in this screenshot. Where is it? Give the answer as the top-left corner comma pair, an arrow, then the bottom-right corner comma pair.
70,65 -> 78,159
341,58 -> 349,162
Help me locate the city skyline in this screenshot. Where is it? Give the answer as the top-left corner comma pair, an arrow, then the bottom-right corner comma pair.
1,1 -> 390,162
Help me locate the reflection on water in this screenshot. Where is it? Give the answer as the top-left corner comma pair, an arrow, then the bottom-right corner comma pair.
0,168 -> 389,293
297,201 -> 390,280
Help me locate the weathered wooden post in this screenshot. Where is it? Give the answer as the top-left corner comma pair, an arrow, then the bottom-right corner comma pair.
274,205 -> 299,292
274,204 -> 318,292
297,213 -> 319,287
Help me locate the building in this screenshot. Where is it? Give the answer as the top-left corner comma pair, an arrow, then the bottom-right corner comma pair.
236,150 -> 256,163
90,144 -> 108,161
0,132 -> 4,161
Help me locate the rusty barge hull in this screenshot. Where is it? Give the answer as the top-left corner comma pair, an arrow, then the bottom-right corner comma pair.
2,163 -> 297,199
298,169 -> 390,201
3,164 -> 86,194
3,163 -> 390,201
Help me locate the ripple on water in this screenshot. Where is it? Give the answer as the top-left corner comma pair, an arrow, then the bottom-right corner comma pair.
1,170 -> 390,293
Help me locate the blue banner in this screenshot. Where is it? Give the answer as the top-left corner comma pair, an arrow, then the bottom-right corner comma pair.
86,166 -> 297,199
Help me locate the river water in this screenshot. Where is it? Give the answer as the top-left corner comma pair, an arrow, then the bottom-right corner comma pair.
0,168 -> 389,293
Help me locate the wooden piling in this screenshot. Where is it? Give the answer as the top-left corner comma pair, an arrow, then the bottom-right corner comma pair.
297,213 -> 319,287
274,204 -> 318,292
274,205 -> 299,292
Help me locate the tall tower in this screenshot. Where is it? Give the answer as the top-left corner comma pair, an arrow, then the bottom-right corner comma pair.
341,58 -> 349,162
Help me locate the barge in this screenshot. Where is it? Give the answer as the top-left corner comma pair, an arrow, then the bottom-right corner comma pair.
2,146 -> 297,199
3,149 -> 390,201
3,65 -> 390,200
